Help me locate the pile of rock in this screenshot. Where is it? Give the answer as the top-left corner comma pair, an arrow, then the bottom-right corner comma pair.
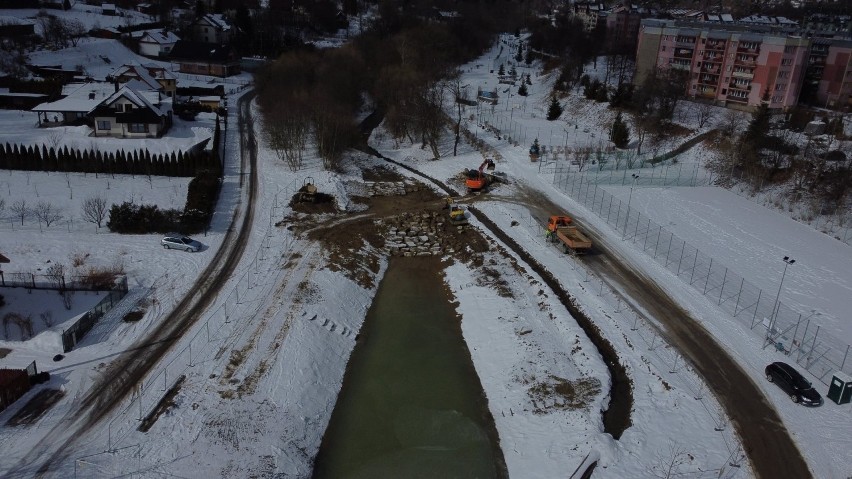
366,181 -> 419,197
379,211 -> 466,257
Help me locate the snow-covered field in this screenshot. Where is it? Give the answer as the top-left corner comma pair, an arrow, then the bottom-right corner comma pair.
0,32 -> 850,479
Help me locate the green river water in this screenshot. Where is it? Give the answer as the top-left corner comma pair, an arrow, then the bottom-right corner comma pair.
312,257 -> 506,479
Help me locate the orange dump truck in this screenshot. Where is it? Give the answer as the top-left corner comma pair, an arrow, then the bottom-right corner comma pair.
547,215 -> 592,254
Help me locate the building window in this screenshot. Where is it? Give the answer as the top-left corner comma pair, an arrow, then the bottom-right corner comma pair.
661,46 -> 666,52
784,46 -> 794,53
781,59 -> 793,66
97,120 -> 110,130
128,123 -> 148,133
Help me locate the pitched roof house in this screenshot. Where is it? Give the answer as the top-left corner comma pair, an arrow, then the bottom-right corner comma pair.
192,14 -> 232,44
138,30 -> 180,58
89,86 -> 173,138
169,41 -> 240,77
109,64 -> 177,97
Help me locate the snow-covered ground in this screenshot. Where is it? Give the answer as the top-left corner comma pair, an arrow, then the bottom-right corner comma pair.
0,32 -> 850,479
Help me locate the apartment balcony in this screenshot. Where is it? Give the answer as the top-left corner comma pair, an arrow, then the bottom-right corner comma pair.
734,58 -> 756,67
673,49 -> 694,59
728,83 -> 751,91
705,42 -> 726,50
702,53 -> 723,62
727,94 -> 749,103
698,90 -> 717,99
732,70 -> 754,79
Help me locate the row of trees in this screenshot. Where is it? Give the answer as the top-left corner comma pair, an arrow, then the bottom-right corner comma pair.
0,143 -> 220,177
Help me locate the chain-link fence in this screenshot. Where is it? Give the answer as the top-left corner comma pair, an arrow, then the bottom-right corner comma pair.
508,208 -> 748,478
553,167 -> 852,385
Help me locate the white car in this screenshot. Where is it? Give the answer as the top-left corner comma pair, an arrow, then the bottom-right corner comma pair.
161,235 -> 202,252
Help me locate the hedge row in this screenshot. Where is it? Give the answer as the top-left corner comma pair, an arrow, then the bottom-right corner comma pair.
0,143 -> 218,177
106,168 -> 222,235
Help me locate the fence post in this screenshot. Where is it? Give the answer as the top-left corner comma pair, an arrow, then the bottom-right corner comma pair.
633,212 -> 641,240
841,344 -> 849,371
789,315 -> 802,355
704,258 -> 714,294
643,219 -> 651,250
676,240 -> 686,275
689,250 -> 699,284
750,290 -> 762,329
798,320 -> 811,362
653,226 -> 662,258
733,278 -> 744,315
806,326 -> 820,368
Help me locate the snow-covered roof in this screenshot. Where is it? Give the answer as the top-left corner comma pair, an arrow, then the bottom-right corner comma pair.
139,30 -> 180,45
33,82 -> 116,113
101,85 -> 168,116
198,13 -> 231,32
110,64 -> 162,91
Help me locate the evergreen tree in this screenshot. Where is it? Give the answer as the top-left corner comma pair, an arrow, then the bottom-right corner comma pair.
509,65 -> 517,77
515,44 -> 523,63
526,74 -> 532,85
498,63 -> 505,76
546,96 -> 563,121
744,93 -> 771,148
518,82 -> 528,96
610,112 -> 630,148
525,50 -> 533,66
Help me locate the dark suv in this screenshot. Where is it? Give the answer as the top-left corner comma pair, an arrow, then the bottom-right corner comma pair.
765,362 -> 823,407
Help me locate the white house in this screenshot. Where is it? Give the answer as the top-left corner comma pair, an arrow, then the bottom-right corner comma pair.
138,30 -> 180,58
90,86 -> 173,138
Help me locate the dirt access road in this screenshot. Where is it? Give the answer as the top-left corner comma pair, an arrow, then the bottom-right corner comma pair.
512,185 -> 812,479
6,92 -> 260,478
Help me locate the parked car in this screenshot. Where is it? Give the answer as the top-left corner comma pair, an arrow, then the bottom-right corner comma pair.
161,235 -> 202,252
765,362 -> 823,406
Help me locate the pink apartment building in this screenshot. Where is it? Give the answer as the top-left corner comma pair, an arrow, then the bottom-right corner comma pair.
637,19 -> 810,111
810,38 -> 852,110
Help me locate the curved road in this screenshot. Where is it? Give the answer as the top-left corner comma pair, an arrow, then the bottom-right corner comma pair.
518,185 -> 812,479
8,91 -> 260,477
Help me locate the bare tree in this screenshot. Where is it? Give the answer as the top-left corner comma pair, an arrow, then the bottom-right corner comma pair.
47,130 -> 64,147
11,199 -> 29,225
0,198 -> 6,218
720,109 -> 745,138
81,195 -> 108,228
65,19 -> 87,47
648,443 -> 691,479
34,201 -> 63,227
46,263 -> 66,290
694,102 -> 715,129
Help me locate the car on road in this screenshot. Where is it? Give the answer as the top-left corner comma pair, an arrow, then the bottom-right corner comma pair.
765,361 -> 823,406
161,235 -> 202,252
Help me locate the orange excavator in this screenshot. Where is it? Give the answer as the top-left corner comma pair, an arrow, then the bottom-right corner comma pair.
465,159 -> 496,192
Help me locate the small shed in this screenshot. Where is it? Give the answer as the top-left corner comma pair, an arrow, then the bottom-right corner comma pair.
0,369 -> 30,413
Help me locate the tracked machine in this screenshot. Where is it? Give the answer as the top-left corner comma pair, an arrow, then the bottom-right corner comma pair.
465,159 -> 496,193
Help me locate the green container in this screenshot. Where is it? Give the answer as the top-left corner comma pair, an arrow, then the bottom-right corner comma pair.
826,372 -> 852,405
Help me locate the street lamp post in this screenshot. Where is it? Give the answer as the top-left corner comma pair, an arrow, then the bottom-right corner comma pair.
768,256 -> 795,342
623,173 -> 639,239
